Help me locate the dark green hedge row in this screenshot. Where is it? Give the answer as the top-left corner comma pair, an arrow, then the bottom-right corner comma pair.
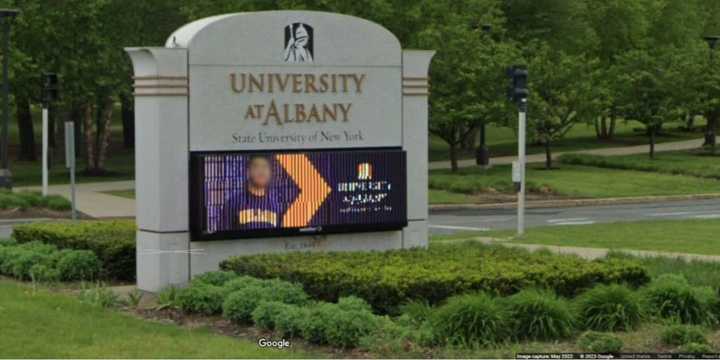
12,220 -> 136,281
221,242 -> 650,313
0,240 -> 100,281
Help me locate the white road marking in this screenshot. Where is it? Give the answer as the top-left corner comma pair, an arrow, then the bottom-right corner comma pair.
429,225 -> 490,231
648,211 -> 719,217
693,214 -> 720,219
547,217 -> 589,223
550,221 -> 596,226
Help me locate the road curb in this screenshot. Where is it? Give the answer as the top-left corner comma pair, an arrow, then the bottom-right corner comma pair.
429,193 -> 720,211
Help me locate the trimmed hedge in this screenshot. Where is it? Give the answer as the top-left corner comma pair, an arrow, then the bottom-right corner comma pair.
12,220 -> 136,281
0,240 -> 100,281
220,242 -> 650,313
0,190 -> 71,211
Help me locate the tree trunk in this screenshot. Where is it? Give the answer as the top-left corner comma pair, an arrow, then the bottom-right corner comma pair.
15,96 -> 36,161
544,138 -> 552,169
608,117 -> 616,139
706,111 -> 718,154
649,126 -> 656,159
96,96 -> 114,171
449,142 -> 459,172
83,103 -> 97,173
121,95 -> 134,148
462,127 -> 477,151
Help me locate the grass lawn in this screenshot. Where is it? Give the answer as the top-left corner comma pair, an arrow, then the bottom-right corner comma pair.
0,279 -> 317,358
102,189 -> 136,199
11,148 -> 134,187
560,150 -> 720,179
429,164 -> 720,204
484,219 -> 720,256
428,120 -> 704,162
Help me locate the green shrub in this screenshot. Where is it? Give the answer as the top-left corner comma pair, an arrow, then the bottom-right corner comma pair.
29,263 -> 60,282
0,191 -> 71,210
12,220 -> 136,281
156,286 -> 181,310
577,331 -> 623,353
430,292 -> 508,346
397,300 -> 433,328
177,283 -> 226,315
576,284 -> 643,331
192,271 -> 238,286
273,303 -> 310,338
660,324 -> 707,346
0,192 -> 30,209
681,342 -> 713,354
642,275 -> 711,324
54,250 -> 100,281
358,316 -> 433,356
220,242 -> 649,313
8,249 -> 51,280
0,239 -> 17,246
222,278 -> 309,324
45,195 -> 71,211
300,298 -> 380,348
504,288 -> 575,340
223,275 -> 267,293
78,284 -> 121,308
252,301 -> 293,330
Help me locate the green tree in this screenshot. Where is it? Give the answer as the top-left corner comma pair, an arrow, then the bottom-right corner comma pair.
416,0 -> 514,171
526,43 -> 600,169
614,49 -> 682,158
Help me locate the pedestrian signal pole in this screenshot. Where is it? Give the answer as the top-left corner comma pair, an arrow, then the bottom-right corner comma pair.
41,73 -> 58,196
507,66 -> 528,236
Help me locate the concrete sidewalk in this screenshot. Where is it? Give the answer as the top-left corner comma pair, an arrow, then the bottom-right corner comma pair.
16,180 -> 135,218
471,237 -> 720,263
429,138 -> 704,170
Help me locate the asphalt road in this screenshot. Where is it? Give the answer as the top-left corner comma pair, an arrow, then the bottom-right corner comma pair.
429,199 -> 720,235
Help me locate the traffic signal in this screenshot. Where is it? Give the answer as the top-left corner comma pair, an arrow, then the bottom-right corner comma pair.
506,65 -> 528,104
41,72 -> 58,105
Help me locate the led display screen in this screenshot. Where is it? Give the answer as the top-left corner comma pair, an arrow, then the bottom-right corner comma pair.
190,149 -> 407,240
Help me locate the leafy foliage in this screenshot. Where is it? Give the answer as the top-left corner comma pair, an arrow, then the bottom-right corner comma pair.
429,292 -> 509,346
299,297 -> 380,348
177,283 -> 226,315
0,240 -> 99,282
576,284 -> 643,331
641,274 -> 715,325
13,220 -> 136,281
221,277 -> 309,323
221,242 -> 649,313
660,324 -> 707,346
577,331 -> 623,353
504,288 -> 575,340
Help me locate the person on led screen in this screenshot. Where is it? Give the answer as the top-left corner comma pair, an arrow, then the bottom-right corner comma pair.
220,155 -> 285,230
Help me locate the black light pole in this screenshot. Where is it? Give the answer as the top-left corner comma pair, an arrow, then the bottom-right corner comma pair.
0,9 -> 18,189
476,24 -> 492,166
704,36 -> 720,150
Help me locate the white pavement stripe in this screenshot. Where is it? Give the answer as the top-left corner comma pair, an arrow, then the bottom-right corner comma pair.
547,218 -> 589,223
429,225 -> 490,231
550,221 -> 596,226
648,211 -> 718,217
693,214 -> 720,219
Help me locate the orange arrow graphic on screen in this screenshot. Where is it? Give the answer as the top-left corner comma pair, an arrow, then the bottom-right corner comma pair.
276,154 -> 332,228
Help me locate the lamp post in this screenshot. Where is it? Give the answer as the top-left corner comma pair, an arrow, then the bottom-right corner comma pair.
703,35 -> 720,151
0,9 -> 18,189
475,24 -> 492,166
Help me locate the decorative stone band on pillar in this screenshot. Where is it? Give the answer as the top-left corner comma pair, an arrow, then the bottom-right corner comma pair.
402,50 -> 435,248
126,48 -> 191,292
126,12 -> 434,292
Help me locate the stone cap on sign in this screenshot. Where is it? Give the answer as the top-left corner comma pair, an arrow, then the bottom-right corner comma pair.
165,11 -> 401,67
